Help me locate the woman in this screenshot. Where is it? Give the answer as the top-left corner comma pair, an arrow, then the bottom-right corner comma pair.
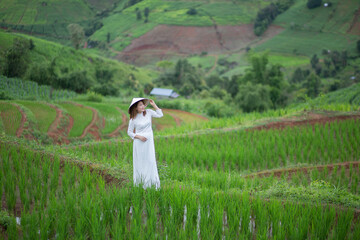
127,98 -> 163,189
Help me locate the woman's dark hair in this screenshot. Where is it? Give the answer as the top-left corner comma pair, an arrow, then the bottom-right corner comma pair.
129,100 -> 147,119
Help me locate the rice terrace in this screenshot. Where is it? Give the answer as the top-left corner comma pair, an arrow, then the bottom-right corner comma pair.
1,0 -> 360,239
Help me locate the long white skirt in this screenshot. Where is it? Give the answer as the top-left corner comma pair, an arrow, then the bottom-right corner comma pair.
132,132 -> 160,189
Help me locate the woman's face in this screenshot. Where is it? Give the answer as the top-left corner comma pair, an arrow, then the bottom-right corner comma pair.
136,101 -> 145,113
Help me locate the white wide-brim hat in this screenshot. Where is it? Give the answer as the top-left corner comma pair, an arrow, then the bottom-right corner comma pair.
128,98 -> 149,114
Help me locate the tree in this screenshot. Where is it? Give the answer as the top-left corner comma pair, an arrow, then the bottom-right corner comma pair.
243,52 -> 269,84
206,75 -> 224,89
210,86 -> 227,99
357,40 -> 360,54
307,0 -> 322,9
136,11 -> 142,20
57,71 -> 92,93
186,8 -> 197,15
29,39 -> 35,50
107,32 -> 111,43
340,51 -> 348,68
26,63 -> 56,86
235,82 -> 271,112
155,59 -> 205,96
144,7 -> 150,19
310,54 -> 319,69
179,82 -> 194,97
253,0 -> 294,36
241,52 -> 286,109
225,75 -> 239,98
291,68 -> 305,83
305,72 -> 321,98
67,24 -> 84,50
156,60 -> 173,72
144,82 -> 154,95
94,66 -> 118,96
2,38 -> 30,78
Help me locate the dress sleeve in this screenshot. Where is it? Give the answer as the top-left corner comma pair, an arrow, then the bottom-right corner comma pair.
148,109 -> 163,118
127,118 -> 136,139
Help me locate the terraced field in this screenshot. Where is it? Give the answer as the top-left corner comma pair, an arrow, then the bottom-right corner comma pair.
0,100 -> 208,144
1,103 -> 359,238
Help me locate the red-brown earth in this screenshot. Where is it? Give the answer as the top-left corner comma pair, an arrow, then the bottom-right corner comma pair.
47,104 -> 73,145
116,24 -> 284,65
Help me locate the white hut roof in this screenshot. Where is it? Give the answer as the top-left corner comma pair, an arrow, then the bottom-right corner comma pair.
150,88 -> 177,97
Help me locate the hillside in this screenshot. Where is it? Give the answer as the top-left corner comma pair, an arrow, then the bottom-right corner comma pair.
255,0 -> 360,56
0,0 -> 122,40
0,30 -> 157,92
1,0 -> 358,72
90,0 -> 279,65
86,0 -> 360,66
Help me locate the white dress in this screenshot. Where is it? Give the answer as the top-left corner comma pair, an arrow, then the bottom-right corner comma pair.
127,109 -> 163,189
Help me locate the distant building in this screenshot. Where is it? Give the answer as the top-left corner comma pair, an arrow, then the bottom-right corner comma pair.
150,88 -> 179,99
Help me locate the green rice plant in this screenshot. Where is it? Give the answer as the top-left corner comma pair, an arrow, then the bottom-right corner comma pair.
74,212 -> 89,240
349,220 -> 360,239
58,102 -> 94,137
0,101 -> 22,136
112,186 -> 131,237
182,191 -> 198,238
39,211 -> 52,240
89,205 -> 106,240
19,170 -> 30,211
55,207 -> 70,240
332,209 -> 354,240
15,100 -> 57,133
75,101 -> 125,135
0,169 -> 2,210
111,210 -> 126,239
143,188 -> 159,239
7,216 -> 18,240
310,204 -> 336,239
4,171 -> 16,213
198,189 -> 213,239
21,211 -> 39,240
267,200 -> 285,239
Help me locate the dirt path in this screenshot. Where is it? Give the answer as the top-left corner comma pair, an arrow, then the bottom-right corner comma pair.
347,7 -> 360,34
248,113 -> 360,131
205,54 -> 219,76
164,109 -> 208,121
165,111 -> 182,126
107,108 -> 128,137
47,104 -> 73,145
246,161 -> 360,179
11,103 -> 35,140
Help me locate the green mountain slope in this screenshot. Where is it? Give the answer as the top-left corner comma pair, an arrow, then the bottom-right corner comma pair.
0,0 -> 123,39
255,0 -> 360,56
90,0 -> 272,51
0,30 -> 157,89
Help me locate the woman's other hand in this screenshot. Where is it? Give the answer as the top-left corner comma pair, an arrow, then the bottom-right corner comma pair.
135,135 -> 147,142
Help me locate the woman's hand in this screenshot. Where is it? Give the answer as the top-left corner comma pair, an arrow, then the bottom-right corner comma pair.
135,135 -> 147,142
149,99 -> 159,110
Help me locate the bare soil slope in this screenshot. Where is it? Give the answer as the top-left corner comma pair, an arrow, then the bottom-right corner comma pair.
117,24 -> 284,65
